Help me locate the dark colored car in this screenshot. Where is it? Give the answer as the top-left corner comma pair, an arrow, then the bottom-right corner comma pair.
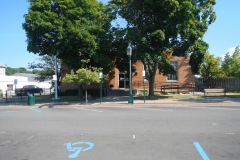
15,85 -> 43,96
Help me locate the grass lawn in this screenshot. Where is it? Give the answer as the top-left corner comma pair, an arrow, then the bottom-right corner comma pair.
5,95 -> 85,104
134,91 -> 240,100
3,92 -> 240,104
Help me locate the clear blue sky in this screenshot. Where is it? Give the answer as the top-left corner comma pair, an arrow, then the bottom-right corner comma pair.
0,0 -> 239,68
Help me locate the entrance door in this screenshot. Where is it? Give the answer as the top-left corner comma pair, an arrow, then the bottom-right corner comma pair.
119,72 -> 129,89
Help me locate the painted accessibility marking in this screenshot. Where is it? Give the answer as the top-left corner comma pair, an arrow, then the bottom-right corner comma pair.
64,142 -> 94,159
194,142 -> 210,160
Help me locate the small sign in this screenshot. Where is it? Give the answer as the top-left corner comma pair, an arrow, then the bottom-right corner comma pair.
53,75 -> 57,80
142,70 -> 145,77
14,79 -> 18,85
99,72 -> 103,79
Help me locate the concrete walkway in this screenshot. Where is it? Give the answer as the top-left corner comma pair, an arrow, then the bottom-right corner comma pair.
1,95 -> 240,108
94,95 -> 240,106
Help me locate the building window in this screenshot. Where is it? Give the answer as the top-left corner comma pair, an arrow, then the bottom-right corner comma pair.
167,61 -> 178,81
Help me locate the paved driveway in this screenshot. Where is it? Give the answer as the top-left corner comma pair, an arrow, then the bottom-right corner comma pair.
1,104 -> 240,160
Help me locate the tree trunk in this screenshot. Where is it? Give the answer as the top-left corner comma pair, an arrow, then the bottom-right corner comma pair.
148,70 -> 156,97
85,88 -> 88,104
78,85 -> 83,97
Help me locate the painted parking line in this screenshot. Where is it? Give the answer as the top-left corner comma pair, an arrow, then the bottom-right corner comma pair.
30,108 -> 42,113
194,142 -> 210,160
131,107 -> 173,112
207,107 -> 240,111
77,108 -> 103,113
2,110 -> 16,113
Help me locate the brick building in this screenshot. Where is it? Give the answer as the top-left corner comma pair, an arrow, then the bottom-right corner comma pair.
60,56 -> 195,93
109,57 -> 195,90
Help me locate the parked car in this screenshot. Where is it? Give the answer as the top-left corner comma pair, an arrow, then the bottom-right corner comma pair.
15,85 -> 43,96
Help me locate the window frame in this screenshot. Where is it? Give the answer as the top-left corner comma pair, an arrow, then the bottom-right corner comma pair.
167,61 -> 178,82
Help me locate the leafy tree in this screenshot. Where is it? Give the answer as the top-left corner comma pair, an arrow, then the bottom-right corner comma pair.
28,55 -> 60,83
6,67 -> 15,75
23,0 -> 111,71
62,68 -> 101,103
109,0 -> 216,96
6,67 -> 32,75
200,53 -> 224,87
222,46 -> 240,78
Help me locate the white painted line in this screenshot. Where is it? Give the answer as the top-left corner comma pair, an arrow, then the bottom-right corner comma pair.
225,132 -> 236,135
30,108 -> 42,113
131,108 -> 173,112
0,140 -> 11,146
3,110 -> 16,113
133,135 -> 136,140
207,107 -> 240,111
0,131 -> 7,134
171,106 -> 240,111
77,108 -> 103,113
27,136 -> 35,140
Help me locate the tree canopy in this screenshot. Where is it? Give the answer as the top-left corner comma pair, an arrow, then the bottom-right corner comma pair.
62,68 -> 101,103
23,0 -> 114,72
200,52 -> 224,87
23,0 -> 217,96
222,46 -> 240,78
28,55 -> 60,82
109,0 -> 216,95
62,68 -> 100,86
6,67 -> 36,76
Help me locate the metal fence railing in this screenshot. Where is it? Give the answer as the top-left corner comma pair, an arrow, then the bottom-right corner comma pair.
3,88 -> 52,103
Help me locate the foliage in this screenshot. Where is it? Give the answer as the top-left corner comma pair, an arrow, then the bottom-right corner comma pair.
6,67 -> 36,76
0,89 -> 2,97
23,0 -> 113,72
109,0 -> 216,96
222,46 -> 240,78
28,55 -> 60,82
62,68 -> 101,86
200,53 -> 224,87
62,68 -> 102,103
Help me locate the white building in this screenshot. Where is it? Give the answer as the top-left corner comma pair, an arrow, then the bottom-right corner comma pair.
0,64 -> 51,95
0,64 -> 6,75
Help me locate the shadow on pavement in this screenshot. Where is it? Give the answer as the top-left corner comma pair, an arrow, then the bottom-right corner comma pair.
176,96 -> 240,104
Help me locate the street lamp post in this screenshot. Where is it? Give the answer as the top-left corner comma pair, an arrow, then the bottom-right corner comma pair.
127,42 -> 133,104
54,55 -> 59,100
51,0 -> 61,100
99,72 -> 103,104
142,70 -> 146,103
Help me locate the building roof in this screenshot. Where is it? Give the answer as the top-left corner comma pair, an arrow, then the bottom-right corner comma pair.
12,73 -> 38,82
0,64 -> 7,68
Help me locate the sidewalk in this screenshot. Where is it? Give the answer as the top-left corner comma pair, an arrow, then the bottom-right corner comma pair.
94,95 -> 240,106
1,95 -> 240,108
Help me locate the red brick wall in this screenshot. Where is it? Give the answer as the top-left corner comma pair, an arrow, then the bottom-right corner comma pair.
109,57 -> 195,89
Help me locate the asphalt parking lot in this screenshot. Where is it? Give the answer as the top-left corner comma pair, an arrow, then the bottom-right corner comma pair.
1,104 -> 240,160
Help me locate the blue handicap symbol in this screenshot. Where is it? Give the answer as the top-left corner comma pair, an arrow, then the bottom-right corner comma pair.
64,142 -> 94,159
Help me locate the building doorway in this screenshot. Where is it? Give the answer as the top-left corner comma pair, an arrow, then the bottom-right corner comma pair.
119,71 -> 129,89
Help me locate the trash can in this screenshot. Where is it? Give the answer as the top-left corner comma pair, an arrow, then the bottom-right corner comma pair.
27,94 -> 35,106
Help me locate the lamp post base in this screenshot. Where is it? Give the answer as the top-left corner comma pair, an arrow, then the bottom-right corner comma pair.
128,94 -> 134,104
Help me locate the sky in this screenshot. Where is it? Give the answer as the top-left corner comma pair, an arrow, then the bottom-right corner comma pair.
0,0 -> 239,68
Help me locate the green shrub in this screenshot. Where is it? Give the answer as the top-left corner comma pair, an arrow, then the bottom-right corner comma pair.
0,89 -> 3,97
